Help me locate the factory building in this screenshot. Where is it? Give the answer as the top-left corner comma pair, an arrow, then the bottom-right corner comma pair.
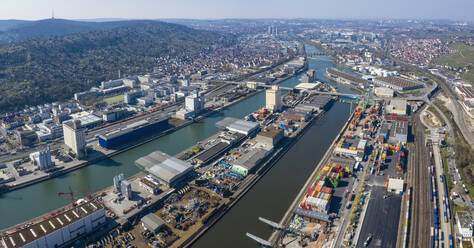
266,85 -> 282,112
255,127 -> 284,148
136,151 -> 193,187
300,69 -> 315,84
386,99 -> 407,116
63,120 -> 86,159
15,129 -> 38,146
0,201 -> 106,248
29,148 -> 53,171
282,110 -> 310,122
98,116 -> 169,149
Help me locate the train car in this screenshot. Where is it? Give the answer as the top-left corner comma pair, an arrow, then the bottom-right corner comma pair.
431,227 -> 435,248
449,234 -> 453,248
430,177 -> 434,201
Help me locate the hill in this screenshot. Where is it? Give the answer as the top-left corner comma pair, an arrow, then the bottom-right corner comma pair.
0,20 -> 31,31
0,19 -> 172,44
0,20 -> 228,112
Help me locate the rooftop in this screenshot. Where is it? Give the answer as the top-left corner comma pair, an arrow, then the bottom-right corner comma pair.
376,76 -> 422,89
136,151 -> 193,185
216,117 -> 259,135
1,201 -> 104,248
257,127 -> 283,139
457,211 -> 473,229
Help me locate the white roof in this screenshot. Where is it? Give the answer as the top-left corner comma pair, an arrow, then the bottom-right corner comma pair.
227,119 -> 259,135
295,82 -> 320,90
137,151 -> 193,184
388,178 -> 404,191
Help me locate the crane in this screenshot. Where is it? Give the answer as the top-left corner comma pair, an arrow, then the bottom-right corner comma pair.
58,186 -> 93,205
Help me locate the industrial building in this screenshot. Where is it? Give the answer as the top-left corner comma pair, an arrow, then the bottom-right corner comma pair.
216,117 -> 259,136
0,201 -> 105,248
29,148 -> 53,171
388,121 -> 408,144
231,147 -> 271,176
255,127 -> 284,148
386,99 -> 407,116
266,85 -> 282,112
135,151 -> 193,187
121,180 -> 132,200
113,173 -> 124,192
300,70 -> 315,84
326,68 -> 369,86
456,211 -> 474,238
295,82 -> 319,92
141,213 -> 166,234
296,95 -> 334,112
373,77 -> 423,91
387,178 -> 404,194
98,116 -> 169,149
63,120 -> 86,159
374,87 -> 394,98
282,110 -> 310,122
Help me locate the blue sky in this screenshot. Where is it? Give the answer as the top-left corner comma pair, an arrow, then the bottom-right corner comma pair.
1,0 -> 473,21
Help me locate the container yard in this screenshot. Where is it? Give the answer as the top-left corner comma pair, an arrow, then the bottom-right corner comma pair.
267,96 -> 412,248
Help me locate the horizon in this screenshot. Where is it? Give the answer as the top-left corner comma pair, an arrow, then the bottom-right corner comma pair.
1,0 -> 473,22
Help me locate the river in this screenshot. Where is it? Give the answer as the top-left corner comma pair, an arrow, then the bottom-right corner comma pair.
0,43 -> 357,244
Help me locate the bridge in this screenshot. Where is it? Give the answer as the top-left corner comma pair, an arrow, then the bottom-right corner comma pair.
234,81 -> 362,98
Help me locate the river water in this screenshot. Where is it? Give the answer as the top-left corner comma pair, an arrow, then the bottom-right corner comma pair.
0,44 -> 356,247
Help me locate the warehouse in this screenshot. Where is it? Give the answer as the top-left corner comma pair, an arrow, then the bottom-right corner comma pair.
386,99 -> 407,116
373,77 -> 423,91
388,121 -> 408,144
0,201 -> 105,248
255,127 -> 284,148
282,110 -> 310,122
98,116 -> 169,149
194,142 -> 231,165
136,151 -> 193,187
141,213 -> 166,234
231,148 -> 270,176
374,87 -> 394,98
216,117 -> 259,136
295,207 -> 330,223
296,95 -> 334,112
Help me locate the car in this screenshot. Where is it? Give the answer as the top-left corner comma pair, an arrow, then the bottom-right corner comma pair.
364,234 -> 373,247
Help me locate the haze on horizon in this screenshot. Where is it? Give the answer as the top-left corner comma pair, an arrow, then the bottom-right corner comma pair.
1,0 -> 473,22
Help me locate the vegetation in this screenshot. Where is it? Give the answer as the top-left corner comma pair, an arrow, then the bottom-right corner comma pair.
435,43 -> 474,82
104,94 -> 124,105
427,105 -> 446,126
0,21 -> 228,112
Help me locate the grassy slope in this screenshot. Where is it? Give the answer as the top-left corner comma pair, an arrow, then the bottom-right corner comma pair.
435,43 -> 474,82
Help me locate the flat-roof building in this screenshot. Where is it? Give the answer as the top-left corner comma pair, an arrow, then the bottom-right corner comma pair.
456,211 -> 473,238
386,99 -> 407,116
136,151 -> 193,187
388,121 -> 408,144
0,201 -> 105,248
256,127 -> 284,148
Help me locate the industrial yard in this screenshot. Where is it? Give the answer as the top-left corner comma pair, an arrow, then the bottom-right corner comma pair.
266,97 -> 414,248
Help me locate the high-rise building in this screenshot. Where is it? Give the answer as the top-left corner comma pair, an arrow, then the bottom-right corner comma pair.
30,147 -> 53,170
121,180 -> 132,200
63,120 -> 86,159
185,91 -> 205,115
266,85 -> 282,112
267,25 -> 272,35
301,69 -> 316,84
113,173 -> 124,192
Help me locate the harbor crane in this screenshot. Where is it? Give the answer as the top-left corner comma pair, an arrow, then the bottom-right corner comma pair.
58,186 -> 93,205
246,233 -> 274,248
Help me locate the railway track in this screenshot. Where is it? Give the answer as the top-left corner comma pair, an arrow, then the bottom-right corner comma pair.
408,115 -> 433,248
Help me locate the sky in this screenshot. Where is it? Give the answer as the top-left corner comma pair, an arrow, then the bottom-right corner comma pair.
0,0 -> 473,21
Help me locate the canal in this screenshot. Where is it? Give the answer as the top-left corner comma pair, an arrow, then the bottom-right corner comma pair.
0,43 -> 357,240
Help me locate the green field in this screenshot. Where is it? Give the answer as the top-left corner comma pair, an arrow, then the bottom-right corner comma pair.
435,43 -> 474,82
436,43 -> 474,67
104,94 -> 124,105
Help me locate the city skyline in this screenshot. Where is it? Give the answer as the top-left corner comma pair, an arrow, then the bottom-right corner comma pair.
1,0 -> 473,21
